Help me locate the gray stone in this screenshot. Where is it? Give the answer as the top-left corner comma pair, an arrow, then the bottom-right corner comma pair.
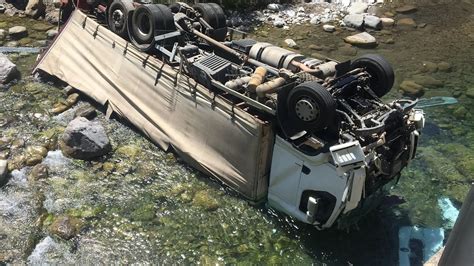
347,2 -> 368,14
8,26 -> 28,39
364,15 -> 382,30
25,0 -> 45,18
343,14 -> 364,29
49,215 -> 81,240
396,5 -> 417,14
0,159 -> 7,184
323,24 -> 336,32
59,117 -> 111,160
339,45 -> 357,56
267,3 -> 281,12
46,29 -> 58,39
273,19 -> 285,28
0,53 -> 20,84
344,32 -> 377,48
29,163 -> 48,181
74,104 -> 97,120
284,39 -> 298,49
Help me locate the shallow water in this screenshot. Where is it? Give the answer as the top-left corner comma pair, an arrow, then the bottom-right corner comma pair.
1,3 -> 473,265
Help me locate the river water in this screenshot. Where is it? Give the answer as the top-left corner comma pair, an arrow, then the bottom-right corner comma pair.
0,2 -> 473,265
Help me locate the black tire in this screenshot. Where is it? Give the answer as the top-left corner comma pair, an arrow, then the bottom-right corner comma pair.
194,3 -> 227,41
107,0 -> 134,39
129,4 -> 176,52
351,54 -> 394,98
286,82 -> 336,133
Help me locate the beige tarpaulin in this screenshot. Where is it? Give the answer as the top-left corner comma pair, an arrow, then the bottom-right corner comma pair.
35,10 -> 274,201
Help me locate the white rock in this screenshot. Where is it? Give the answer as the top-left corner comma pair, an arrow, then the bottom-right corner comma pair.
25,0 -> 45,18
347,2 -> 368,14
323,24 -> 336,32
310,16 -> 320,25
267,3 -> 281,11
273,19 -> 285,28
0,160 -> 7,183
8,26 -> 28,39
297,7 -> 305,12
283,26 -> 290,30
344,32 -> 377,47
46,29 -> 58,39
343,14 -> 364,28
284,39 -> 298,49
0,53 -> 20,84
364,15 -> 382,29
380,17 -> 395,27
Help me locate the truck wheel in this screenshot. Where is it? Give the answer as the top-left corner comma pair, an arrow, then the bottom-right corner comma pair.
351,54 -> 394,98
194,3 -> 227,41
286,82 -> 336,132
129,4 -> 176,52
107,0 -> 134,39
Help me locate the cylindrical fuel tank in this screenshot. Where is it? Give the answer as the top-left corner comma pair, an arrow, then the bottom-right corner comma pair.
249,42 -> 305,71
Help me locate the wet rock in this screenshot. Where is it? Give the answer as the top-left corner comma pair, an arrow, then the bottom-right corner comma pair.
344,32 -> 377,48
49,215 -> 82,240
310,52 -> 328,60
437,61 -> 452,72
102,162 -> 115,172
421,61 -> 438,73
11,138 -> 25,150
74,104 -> 97,120
192,190 -> 219,211
397,18 -> 417,29
418,23 -> 427,28
5,41 -> 19,47
25,0 -> 45,18
343,14 -> 364,29
7,154 -> 26,171
465,88 -> 474,99
411,74 -> 443,88
381,17 -> 395,27
45,9 -> 60,24
339,44 -> 357,56
0,29 -> 5,40
65,93 -> 80,106
0,53 -> 20,84
382,38 -> 395,44
396,5 -> 418,14
51,102 -> 69,114
0,160 -> 7,184
116,145 -> 140,158
8,26 -> 28,39
453,106 -> 467,119
384,12 -> 395,17
364,15 -> 382,30
400,80 -> 424,96
29,163 -> 48,181
273,19 -> 285,28
347,2 -> 368,14
46,29 -> 58,40
0,150 -> 9,160
131,204 -> 155,221
267,3 -> 281,12
25,145 -> 48,166
60,117 -> 112,160
284,39 -> 298,49
309,44 -> 323,51
323,24 -> 335,32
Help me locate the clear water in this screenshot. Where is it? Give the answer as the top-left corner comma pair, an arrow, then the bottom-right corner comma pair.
1,3 -> 473,265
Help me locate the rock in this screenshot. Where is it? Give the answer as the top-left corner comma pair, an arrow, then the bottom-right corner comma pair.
131,203 -> 156,221
193,190 -> 219,211
0,53 -> 20,84
418,23 -> 427,28
0,5 -> 5,14
7,154 -> 25,171
29,164 -> 48,180
45,9 -> 60,24
0,160 -> 7,184
0,29 -> 5,40
343,14 -> 364,29
382,38 -> 395,44
267,3 -> 281,12
364,15 -> 382,30
453,106 -> 467,119
411,74 -> 443,88
116,145 -> 140,158
344,32 -> 377,48
8,26 -> 28,39
421,61 -> 438,73
65,93 -> 80,106
51,102 -> 70,114
380,17 -> 395,27
26,145 -> 48,158
46,29 -> 58,40
25,0 -> 45,18
49,215 -> 82,240
11,138 -> 25,150
400,80 -> 424,96
284,39 -> 298,49
397,18 -> 417,28
102,162 -> 115,172
384,12 -> 395,17
60,117 -> 111,160
74,104 -> 97,120
5,41 -> 19,47
309,44 -> 323,51
347,2 -> 368,14
323,24 -> 335,32
310,16 -> 319,25
396,5 -> 417,14
437,62 -> 452,72
273,19 -> 285,28
465,88 -> 474,99
339,45 -> 357,56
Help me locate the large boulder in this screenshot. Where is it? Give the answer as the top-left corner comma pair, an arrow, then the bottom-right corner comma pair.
59,117 -> 111,160
25,0 -> 45,18
344,32 -> 377,48
0,53 -> 20,84
343,14 -> 364,29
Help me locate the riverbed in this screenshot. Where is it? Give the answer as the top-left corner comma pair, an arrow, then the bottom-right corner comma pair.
0,2 -> 473,265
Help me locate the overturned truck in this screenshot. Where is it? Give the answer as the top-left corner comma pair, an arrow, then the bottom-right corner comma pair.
35,1 -> 425,229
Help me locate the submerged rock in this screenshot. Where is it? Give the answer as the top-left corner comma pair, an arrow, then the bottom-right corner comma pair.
74,104 -> 97,120
192,190 -> 219,211
397,18 -> 417,29
400,80 -> 424,96
0,53 -> 20,84
49,215 -> 82,240
29,163 -> 49,181
396,5 -> 418,14
437,61 -> 452,72
344,32 -> 377,48
59,117 -> 112,160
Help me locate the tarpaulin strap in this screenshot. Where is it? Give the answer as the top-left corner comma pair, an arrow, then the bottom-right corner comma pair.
82,16 -> 87,28
154,62 -> 165,86
142,55 -> 150,68
93,25 -> 100,38
123,42 -> 128,55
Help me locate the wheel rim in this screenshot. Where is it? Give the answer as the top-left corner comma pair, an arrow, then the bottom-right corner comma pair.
112,9 -> 125,28
295,97 -> 319,122
135,11 -> 152,39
